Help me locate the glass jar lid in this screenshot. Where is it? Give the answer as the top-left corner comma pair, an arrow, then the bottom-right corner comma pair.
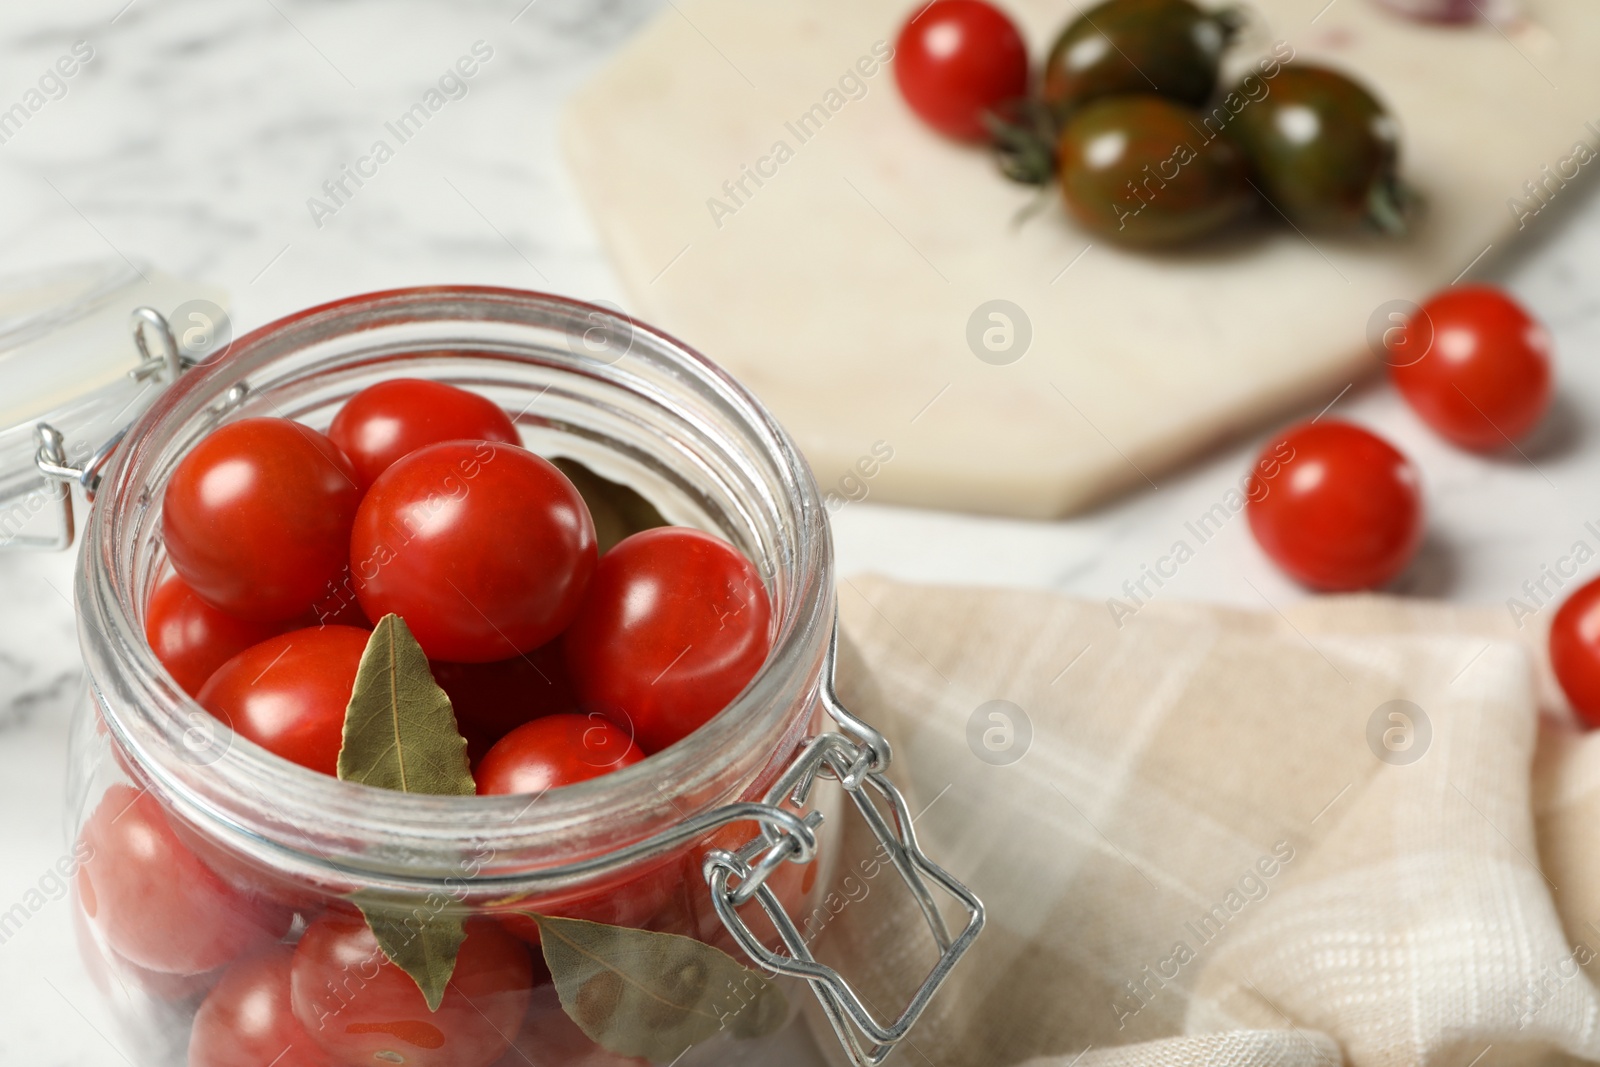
0,259 -> 226,549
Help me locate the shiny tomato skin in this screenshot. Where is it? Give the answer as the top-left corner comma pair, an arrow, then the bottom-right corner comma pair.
1245,420 -> 1424,591
290,912 -> 533,1067
197,626 -> 372,776
1551,577 -> 1600,728
328,377 -> 520,490
1388,285 -> 1553,450
162,417 -> 363,622
895,0 -> 1029,140
476,713 -> 645,795
146,573 -> 285,696
431,644 -> 579,763
563,527 -> 772,754
352,441 -> 597,662
190,947 -> 335,1067
76,785 -> 291,976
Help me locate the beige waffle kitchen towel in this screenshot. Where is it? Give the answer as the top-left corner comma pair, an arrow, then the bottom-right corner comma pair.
811,576 -> 1600,1067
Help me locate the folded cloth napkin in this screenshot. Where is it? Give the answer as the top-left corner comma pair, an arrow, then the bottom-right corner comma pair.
807,576 -> 1600,1067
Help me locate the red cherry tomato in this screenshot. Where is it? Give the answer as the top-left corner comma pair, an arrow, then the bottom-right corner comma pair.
72,889 -> 220,1003
1246,420 -> 1424,591
894,0 -> 1029,141
329,377 -> 520,490
1387,285 -> 1553,450
352,441 -> 597,662
190,948 -> 335,1067
1551,577 -> 1600,729
431,644 -> 578,763
163,417 -> 363,622
197,626 -> 371,776
476,713 -> 645,795
146,573 -> 285,696
291,911 -> 533,1067
563,527 -> 772,754
76,785 -> 290,975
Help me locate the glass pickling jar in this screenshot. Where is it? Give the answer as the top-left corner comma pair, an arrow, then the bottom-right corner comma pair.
32,287 -> 982,1067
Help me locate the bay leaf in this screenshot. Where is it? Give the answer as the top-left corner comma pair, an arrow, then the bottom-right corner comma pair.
349,890 -> 467,1013
526,913 -> 789,1059
337,614 -> 475,796
551,457 -> 667,554
337,614 -> 475,1010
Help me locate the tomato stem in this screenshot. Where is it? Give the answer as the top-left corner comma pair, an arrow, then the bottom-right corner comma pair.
1368,174 -> 1418,237
986,98 -> 1059,186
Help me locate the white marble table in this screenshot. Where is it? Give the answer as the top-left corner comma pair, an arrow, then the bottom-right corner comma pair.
1,1 -> 1598,1064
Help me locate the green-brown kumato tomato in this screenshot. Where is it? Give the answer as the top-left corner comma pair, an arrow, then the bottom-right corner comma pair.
1043,0 -> 1237,117
1058,95 -> 1251,247
1225,63 -> 1407,232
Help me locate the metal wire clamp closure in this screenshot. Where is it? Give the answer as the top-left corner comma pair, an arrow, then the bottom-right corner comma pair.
28,309 -> 188,550
497,622 -> 982,1066
702,623 -> 985,1067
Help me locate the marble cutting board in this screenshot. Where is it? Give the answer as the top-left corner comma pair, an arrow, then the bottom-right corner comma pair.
564,0 -> 1600,518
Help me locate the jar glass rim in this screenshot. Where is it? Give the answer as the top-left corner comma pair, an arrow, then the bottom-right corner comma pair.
77,286 -> 835,889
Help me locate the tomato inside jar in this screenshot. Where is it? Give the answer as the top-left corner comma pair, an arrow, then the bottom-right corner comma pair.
64,289 -> 880,1067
